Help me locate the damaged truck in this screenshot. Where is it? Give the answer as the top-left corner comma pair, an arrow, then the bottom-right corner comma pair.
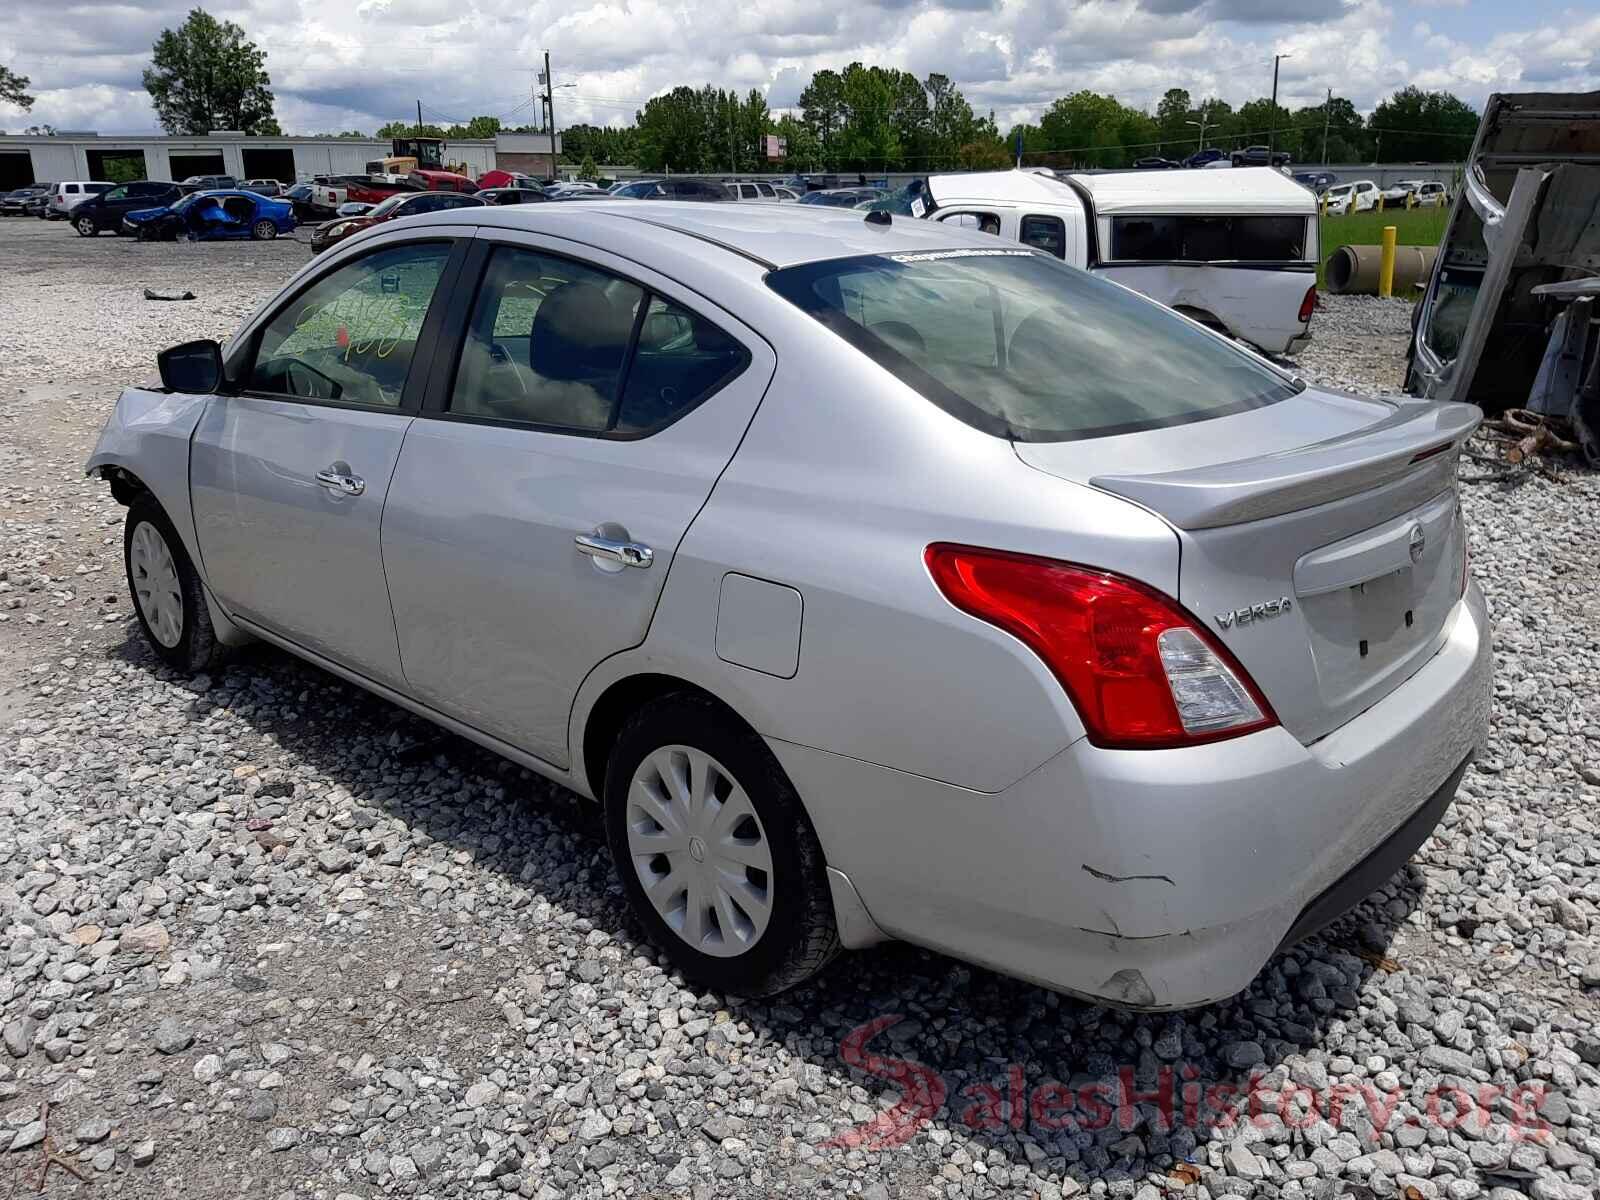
1406,90 -> 1600,464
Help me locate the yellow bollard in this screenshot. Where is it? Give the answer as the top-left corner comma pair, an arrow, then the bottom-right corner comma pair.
1378,225 -> 1397,299
1376,193 -> 1384,213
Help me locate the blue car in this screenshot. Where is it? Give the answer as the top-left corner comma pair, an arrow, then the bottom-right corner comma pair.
122,189 -> 296,241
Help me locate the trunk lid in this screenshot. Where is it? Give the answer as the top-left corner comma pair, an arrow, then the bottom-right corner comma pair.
1014,388 -> 1479,743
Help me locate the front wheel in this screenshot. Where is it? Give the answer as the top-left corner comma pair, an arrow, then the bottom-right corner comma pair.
252,219 -> 278,240
124,496 -> 226,674
604,695 -> 840,996
76,216 -> 98,237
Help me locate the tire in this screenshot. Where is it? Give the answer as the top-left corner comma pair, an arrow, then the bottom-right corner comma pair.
252,219 -> 278,240
123,495 -> 226,674
604,694 -> 840,996
76,216 -> 97,237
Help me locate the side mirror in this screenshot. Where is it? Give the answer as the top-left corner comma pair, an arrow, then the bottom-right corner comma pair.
157,339 -> 226,394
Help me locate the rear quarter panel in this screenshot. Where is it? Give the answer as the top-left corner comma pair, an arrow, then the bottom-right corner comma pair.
582,306 -> 1180,795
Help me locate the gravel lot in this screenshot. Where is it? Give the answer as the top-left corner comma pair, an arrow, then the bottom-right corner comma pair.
3,215 -> 1600,1200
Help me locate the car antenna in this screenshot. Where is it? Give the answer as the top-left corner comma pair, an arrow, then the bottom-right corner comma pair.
864,210 -> 891,226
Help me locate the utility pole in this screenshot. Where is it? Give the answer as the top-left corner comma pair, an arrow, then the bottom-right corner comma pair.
416,99 -> 423,139
1186,109 -> 1213,152
1267,54 -> 1286,156
543,50 -> 557,181
1321,87 -> 1332,165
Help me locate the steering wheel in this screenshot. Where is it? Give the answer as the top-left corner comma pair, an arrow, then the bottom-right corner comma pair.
283,360 -> 344,400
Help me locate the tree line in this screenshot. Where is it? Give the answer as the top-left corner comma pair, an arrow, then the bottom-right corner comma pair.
6,5 -> 1483,172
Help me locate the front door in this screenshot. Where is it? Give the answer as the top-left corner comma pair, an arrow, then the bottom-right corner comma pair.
381,236 -> 774,764
190,237 -> 462,687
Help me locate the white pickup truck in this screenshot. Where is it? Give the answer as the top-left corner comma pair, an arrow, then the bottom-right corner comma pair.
888,168 -> 1319,355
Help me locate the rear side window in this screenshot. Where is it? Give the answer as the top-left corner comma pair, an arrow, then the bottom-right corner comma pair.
767,249 -> 1300,442
1110,215 -> 1306,262
449,246 -> 748,435
1020,215 -> 1066,258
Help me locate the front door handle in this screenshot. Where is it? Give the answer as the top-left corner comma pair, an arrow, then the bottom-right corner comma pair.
575,533 -> 653,569
315,468 -> 365,496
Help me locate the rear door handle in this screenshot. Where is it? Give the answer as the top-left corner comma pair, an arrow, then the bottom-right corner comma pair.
315,468 -> 365,496
575,533 -> 653,569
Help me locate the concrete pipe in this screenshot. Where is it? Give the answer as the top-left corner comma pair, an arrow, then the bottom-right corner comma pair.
1326,243 -> 1438,296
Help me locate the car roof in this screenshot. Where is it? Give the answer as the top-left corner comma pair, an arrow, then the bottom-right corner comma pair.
415,200 -> 1013,269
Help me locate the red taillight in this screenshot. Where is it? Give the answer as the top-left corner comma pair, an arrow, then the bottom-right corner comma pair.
1298,285 -> 1317,324
925,544 -> 1277,749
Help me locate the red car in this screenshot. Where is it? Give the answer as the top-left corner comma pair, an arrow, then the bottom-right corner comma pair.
408,169 -> 477,193
309,189 -> 484,253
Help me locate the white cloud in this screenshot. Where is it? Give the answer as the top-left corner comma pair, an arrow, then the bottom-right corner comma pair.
1,0 -> 1597,136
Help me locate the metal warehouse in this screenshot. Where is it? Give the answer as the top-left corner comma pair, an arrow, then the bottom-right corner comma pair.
0,131 -> 561,189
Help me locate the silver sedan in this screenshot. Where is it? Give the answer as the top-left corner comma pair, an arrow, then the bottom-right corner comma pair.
89,201 -> 1491,1009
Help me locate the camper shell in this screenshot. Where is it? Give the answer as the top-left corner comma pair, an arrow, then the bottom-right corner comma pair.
892,167 -> 1319,355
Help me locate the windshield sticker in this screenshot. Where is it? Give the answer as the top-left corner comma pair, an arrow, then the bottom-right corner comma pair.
910,197 -> 926,217
888,249 -> 1035,263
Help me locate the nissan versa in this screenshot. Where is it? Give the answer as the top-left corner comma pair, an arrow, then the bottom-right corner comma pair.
88,201 -> 1491,1009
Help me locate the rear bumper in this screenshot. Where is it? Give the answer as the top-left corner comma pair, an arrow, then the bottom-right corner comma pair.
777,581 -> 1491,1010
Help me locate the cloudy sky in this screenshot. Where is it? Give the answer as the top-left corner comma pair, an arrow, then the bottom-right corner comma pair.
2,0 -> 1597,137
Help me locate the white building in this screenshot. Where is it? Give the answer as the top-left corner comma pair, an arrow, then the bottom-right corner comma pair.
0,130 -> 559,188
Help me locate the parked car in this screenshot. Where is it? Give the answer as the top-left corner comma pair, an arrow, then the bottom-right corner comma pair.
45,181 -> 114,219
24,190 -> 53,218
1381,179 -> 1424,205
797,187 -> 886,208
178,175 -> 238,192
610,178 -> 731,201
335,201 -> 376,218
1322,179 -> 1380,215
477,169 -> 544,191
88,201 -> 1491,1009
1184,148 -> 1227,168
1291,171 -> 1338,194
1411,180 -> 1449,208
308,189 -> 484,253
548,190 -> 615,202
243,179 -> 285,197
1231,145 -> 1292,168
874,167 -> 1319,355
408,169 -> 477,194
474,187 -> 549,206
0,183 -> 51,215
1132,156 -> 1181,170
69,181 -> 184,236
122,190 -> 296,241
729,180 -> 788,202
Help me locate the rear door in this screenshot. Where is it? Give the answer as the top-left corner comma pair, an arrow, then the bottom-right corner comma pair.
190,235 -> 466,687
381,234 -> 775,765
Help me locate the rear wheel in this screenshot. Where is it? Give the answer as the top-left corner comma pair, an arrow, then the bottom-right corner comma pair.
123,496 -> 225,674
252,219 -> 277,241
604,695 -> 839,996
76,216 -> 97,237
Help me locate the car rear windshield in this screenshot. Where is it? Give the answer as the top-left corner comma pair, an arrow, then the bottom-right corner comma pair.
766,249 -> 1301,442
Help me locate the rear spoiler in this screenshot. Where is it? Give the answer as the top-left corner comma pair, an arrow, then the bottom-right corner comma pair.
1090,400 -> 1480,530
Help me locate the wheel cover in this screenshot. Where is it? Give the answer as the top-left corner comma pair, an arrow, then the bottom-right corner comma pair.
626,745 -> 774,958
129,521 -> 183,648
77,218 -> 94,235
254,220 -> 276,239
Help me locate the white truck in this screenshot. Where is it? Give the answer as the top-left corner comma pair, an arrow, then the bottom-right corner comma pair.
890,168 -> 1319,355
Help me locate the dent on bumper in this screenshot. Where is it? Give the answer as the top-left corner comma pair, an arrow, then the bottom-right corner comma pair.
778,583 -> 1491,1010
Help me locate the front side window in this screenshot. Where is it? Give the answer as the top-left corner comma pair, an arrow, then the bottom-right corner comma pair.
247,242 -> 452,407
103,186 -> 129,202
449,246 -> 748,435
767,249 -> 1300,442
